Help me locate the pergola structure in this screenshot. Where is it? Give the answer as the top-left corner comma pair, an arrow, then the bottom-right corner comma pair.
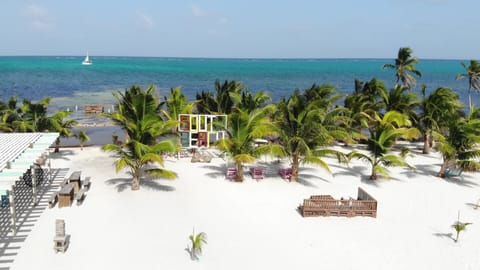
0,132 -> 59,234
178,114 -> 227,148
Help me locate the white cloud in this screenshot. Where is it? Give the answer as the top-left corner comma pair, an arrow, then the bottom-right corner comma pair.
137,11 -> 156,29
191,5 -> 208,17
24,4 -> 54,31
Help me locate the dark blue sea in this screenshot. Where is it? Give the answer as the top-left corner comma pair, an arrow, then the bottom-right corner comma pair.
0,56 -> 476,145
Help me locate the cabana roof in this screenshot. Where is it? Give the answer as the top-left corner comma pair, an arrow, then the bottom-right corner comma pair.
0,132 -> 59,190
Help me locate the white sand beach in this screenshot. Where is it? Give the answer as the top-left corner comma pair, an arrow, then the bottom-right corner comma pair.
6,145 -> 480,270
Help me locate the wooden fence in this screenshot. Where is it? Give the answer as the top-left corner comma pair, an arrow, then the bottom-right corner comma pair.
301,187 -> 377,218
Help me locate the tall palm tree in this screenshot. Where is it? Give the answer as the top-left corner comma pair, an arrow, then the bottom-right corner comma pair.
384,84 -> 419,121
349,111 -> 420,180
102,85 -> 177,190
417,86 -> 463,154
435,107 -> 480,178
456,60 -> 480,114
275,90 -> 351,182
195,80 -> 244,114
383,47 -> 422,89
161,86 -> 194,122
216,106 -> 277,182
231,90 -> 271,113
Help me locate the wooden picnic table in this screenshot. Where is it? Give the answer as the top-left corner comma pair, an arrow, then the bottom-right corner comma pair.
58,183 -> 74,208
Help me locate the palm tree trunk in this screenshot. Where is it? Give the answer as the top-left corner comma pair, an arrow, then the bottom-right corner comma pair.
468,86 -> 473,115
290,154 -> 300,182
132,169 -> 141,190
54,137 -> 60,153
422,132 -> 430,154
235,162 -> 244,182
437,158 -> 451,178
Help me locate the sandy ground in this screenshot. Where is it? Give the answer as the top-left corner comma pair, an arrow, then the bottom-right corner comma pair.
4,144 -> 480,270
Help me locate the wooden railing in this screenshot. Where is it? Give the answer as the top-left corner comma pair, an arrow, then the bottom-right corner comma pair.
301,187 -> 377,218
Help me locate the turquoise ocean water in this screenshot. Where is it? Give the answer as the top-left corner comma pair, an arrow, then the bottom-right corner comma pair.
0,56 -> 476,145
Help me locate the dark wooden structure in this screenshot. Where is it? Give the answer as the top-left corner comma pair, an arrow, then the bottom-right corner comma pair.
58,183 -> 74,208
84,105 -> 104,113
301,187 -> 377,218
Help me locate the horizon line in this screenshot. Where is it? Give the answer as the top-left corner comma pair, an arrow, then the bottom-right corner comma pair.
0,54 -> 474,61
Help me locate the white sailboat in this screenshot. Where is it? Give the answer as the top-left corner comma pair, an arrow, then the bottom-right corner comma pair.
82,52 -> 92,65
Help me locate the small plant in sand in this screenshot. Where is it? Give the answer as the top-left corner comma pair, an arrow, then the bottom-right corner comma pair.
452,211 -> 472,243
77,130 -> 90,150
187,229 -> 207,261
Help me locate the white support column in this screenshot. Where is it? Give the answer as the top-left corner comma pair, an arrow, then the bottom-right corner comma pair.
9,185 -> 16,235
31,165 -> 37,205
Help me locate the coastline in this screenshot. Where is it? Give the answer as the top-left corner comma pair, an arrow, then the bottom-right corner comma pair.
5,145 -> 480,269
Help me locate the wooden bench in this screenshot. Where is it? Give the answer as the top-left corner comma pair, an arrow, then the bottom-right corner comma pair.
48,192 -> 58,208
75,188 -> 87,206
60,178 -> 69,188
83,177 -> 91,191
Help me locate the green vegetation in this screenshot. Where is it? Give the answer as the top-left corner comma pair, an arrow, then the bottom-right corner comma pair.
452,211 -> 472,243
77,130 -> 90,150
101,85 -> 177,190
187,229 -> 208,261
2,47 -> 479,184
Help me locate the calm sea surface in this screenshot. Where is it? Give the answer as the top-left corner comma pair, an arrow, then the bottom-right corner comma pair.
1,56 -> 475,145
0,56 -> 475,110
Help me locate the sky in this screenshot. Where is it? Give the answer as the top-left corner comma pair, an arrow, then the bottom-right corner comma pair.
0,0 -> 479,59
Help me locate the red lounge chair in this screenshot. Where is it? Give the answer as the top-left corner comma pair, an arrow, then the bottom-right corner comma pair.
250,167 -> 265,180
279,167 -> 292,180
226,167 -> 238,180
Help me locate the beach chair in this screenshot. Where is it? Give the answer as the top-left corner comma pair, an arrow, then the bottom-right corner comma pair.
75,188 -> 87,206
279,167 -> 292,180
250,167 -> 265,180
225,167 -> 238,180
83,177 -> 91,191
53,219 -> 68,253
445,167 -> 464,180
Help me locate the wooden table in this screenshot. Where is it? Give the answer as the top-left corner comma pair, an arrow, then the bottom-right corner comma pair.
68,171 -> 82,193
58,183 -> 74,208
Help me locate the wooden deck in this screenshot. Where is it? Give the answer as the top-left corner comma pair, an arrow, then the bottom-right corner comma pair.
301,187 -> 377,218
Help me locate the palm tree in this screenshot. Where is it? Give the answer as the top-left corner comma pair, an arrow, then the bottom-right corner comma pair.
384,84 -> 419,121
275,90 -> 351,182
160,86 -> 194,122
349,111 -> 420,180
417,86 -> 463,154
231,89 -> 271,113
456,60 -> 480,114
435,107 -> 480,178
195,80 -> 244,114
216,106 -> 277,182
383,47 -> 422,89
49,110 -> 77,152
77,130 -> 90,150
102,85 -> 177,190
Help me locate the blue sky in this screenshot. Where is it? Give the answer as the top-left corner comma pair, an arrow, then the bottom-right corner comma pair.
1,0 -> 478,59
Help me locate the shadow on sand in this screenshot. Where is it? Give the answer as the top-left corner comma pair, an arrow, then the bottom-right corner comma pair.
105,177 -> 175,193
0,167 -> 70,270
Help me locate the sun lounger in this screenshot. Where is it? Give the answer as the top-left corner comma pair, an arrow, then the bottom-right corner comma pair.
75,188 -> 87,206
225,167 -> 238,180
279,167 -> 292,180
83,177 -> 91,191
445,167 -> 464,180
250,167 -> 265,180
